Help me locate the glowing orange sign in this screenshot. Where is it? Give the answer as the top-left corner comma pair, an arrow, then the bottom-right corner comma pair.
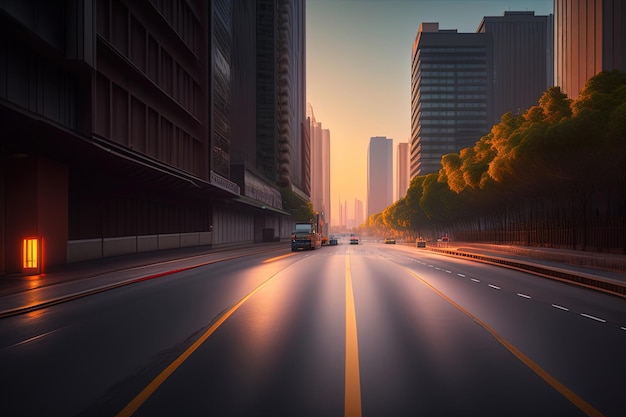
23,237 -> 39,270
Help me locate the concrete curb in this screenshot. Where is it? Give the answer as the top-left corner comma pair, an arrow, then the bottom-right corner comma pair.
426,246 -> 626,299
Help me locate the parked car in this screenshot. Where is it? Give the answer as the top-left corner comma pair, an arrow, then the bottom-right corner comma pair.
384,238 -> 396,244
329,235 -> 338,245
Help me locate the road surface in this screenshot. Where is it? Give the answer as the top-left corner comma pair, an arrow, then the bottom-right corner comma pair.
0,242 -> 624,416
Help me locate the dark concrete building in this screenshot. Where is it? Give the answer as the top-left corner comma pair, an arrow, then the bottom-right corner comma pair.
478,11 -> 554,123
231,0 -> 309,199
0,0 -> 306,275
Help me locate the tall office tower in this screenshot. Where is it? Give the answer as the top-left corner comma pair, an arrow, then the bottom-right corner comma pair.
212,0 -> 233,177
367,136 -> 393,218
410,23 -> 493,178
354,199 -> 364,229
478,11 -> 554,123
252,0 -> 308,195
397,142 -> 410,200
555,0 -> 626,99
307,104 -> 331,229
231,0 -> 309,207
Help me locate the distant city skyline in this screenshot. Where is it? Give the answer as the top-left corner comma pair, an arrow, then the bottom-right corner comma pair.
308,104 -> 332,229
307,0 -> 554,224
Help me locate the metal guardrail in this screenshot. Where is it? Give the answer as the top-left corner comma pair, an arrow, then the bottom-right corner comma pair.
427,246 -> 626,299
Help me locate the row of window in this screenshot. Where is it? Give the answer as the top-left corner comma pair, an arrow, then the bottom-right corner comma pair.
419,55 -> 487,62
420,71 -> 487,77
417,93 -> 488,100
420,119 -> 488,125
419,77 -> 486,85
419,63 -> 486,70
149,0 -> 201,54
420,127 -> 456,134
419,111 -> 487,117
95,75 -> 204,177
98,0 -> 202,118
415,102 -> 485,111
417,86 -> 487,95
419,47 -> 487,54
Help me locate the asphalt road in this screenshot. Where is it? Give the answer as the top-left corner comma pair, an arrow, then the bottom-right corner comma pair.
0,242 -> 624,416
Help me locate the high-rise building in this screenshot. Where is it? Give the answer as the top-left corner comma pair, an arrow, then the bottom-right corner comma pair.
397,142 -> 410,200
307,104 -> 331,230
367,136 -> 393,218
411,23 -> 493,178
0,0 -> 303,274
554,0 -> 626,99
230,0 -> 309,230
249,0 -> 308,195
478,11 -> 554,122
212,0 -> 233,178
354,199 -> 364,229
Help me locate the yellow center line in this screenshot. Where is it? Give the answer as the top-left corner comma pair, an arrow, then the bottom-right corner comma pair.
262,253 -> 297,263
115,276 -> 277,417
404,268 -> 605,417
345,251 -> 362,417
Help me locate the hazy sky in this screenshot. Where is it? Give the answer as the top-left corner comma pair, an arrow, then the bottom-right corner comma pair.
306,0 -> 553,226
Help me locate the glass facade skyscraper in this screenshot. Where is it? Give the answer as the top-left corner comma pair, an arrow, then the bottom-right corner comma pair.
411,23 -> 493,178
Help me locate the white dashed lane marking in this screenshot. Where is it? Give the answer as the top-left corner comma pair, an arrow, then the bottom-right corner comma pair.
580,313 -> 606,323
391,253 -> 621,331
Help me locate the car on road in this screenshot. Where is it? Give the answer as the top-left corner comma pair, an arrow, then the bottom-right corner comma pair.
384,238 -> 396,244
329,236 -> 338,245
350,234 -> 359,244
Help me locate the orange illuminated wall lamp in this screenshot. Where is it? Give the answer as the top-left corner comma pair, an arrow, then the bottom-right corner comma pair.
22,237 -> 43,274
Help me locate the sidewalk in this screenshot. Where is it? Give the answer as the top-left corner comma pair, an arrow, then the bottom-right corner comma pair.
0,242 -> 286,318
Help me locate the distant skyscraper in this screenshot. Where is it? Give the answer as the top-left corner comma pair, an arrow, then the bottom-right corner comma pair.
411,23 -> 493,178
354,199 -> 364,228
554,0 -> 626,99
367,136 -> 393,218
308,104 -> 331,229
478,11 -> 553,122
397,142 -> 409,200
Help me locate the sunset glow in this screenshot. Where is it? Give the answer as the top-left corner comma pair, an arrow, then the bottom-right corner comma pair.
306,0 -> 553,225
